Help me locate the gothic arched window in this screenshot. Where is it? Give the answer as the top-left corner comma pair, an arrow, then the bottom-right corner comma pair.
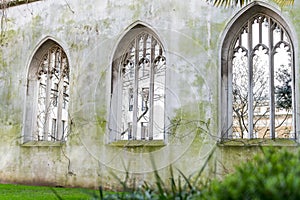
23,39 -> 69,142
110,24 -> 166,141
221,4 -> 295,139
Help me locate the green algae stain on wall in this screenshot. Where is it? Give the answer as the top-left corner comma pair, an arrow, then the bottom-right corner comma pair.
128,0 -> 143,20
0,27 -> 19,127
30,15 -> 43,40
0,124 -> 21,142
169,105 -> 210,138
96,115 -> 106,132
0,29 -> 16,46
101,18 -> 114,30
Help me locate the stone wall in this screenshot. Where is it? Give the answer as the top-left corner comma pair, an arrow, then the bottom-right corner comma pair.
0,0 -> 299,189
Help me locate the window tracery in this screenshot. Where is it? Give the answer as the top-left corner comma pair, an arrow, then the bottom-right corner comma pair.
111,26 -> 166,141
23,40 -> 69,143
222,8 -> 295,139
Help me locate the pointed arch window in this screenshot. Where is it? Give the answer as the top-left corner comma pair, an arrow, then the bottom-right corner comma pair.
23,40 -> 69,142
221,5 -> 295,139
110,25 -> 166,141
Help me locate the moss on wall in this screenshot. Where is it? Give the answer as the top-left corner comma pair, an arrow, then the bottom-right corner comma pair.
0,27 -> 20,126
0,124 -> 21,143
30,15 -> 43,40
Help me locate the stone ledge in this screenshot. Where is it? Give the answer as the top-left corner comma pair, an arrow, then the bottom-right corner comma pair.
218,138 -> 298,147
109,139 -> 165,147
21,141 -> 65,147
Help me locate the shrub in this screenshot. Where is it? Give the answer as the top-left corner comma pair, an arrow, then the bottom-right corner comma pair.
101,166 -> 202,200
201,148 -> 300,200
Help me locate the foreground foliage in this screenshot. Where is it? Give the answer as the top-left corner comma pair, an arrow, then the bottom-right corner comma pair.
202,148 -> 300,199
103,148 -> 300,200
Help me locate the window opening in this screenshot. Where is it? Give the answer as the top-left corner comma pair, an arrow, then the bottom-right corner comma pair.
141,122 -> 148,140
141,87 -> 149,111
35,45 -> 69,141
230,14 -> 293,139
51,118 -> 57,140
116,29 -> 166,141
129,88 -> 134,111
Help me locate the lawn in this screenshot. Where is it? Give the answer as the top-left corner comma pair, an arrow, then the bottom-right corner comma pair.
0,184 -> 101,200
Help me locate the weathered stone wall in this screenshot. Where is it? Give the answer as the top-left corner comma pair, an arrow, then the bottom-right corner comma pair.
0,0 -> 299,189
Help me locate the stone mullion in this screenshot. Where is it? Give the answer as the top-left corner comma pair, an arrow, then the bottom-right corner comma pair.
43,50 -> 53,140
259,17 -> 262,44
269,18 -> 275,139
289,39 -> 296,139
143,33 -> 147,58
148,36 -> 156,140
56,48 -> 63,141
248,20 -> 253,138
133,37 -> 139,140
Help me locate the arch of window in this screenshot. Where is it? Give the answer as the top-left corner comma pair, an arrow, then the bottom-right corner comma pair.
23,39 -> 69,142
221,4 -> 295,139
110,24 -> 166,141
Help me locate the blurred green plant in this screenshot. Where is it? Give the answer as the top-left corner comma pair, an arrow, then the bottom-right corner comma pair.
100,167 -> 202,200
100,145 -> 216,200
101,147 -> 300,199
201,148 -> 300,199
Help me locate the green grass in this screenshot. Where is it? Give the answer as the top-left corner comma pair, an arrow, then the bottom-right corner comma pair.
0,184 -> 101,200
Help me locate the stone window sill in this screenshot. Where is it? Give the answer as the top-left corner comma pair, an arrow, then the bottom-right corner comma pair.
218,138 -> 298,147
21,141 -> 66,147
109,140 -> 165,147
